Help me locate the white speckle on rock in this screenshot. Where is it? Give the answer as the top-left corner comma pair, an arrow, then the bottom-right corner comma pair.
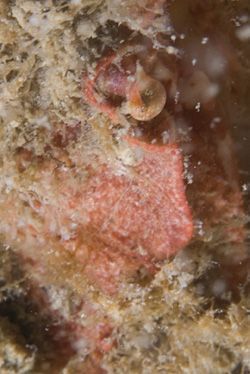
210,117 -> 221,129
201,37 -> 209,45
166,46 -> 179,55
192,58 -> 197,66
242,184 -> 248,192
174,91 -> 180,104
195,102 -> 201,112
162,131 -> 170,144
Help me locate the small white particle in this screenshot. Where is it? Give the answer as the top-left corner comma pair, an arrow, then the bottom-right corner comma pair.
192,58 -> 197,66
233,19 -> 241,27
201,37 -> 209,45
186,172 -> 193,184
174,91 -> 180,104
195,102 -> 201,112
195,219 -> 204,236
166,46 -> 179,55
162,131 -> 170,144
127,75 -> 135,82
213,117 -> 221,123
242,184 -> 248,192
210,116 -> 221,129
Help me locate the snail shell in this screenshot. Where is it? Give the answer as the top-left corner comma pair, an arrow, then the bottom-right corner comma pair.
126,65 -> 167,121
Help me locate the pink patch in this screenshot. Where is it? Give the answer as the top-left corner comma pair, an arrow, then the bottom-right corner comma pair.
68,137 -> 193,293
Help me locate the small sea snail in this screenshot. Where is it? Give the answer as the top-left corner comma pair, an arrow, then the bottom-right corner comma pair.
126,66 -> 167,121
85,55 -> 167,123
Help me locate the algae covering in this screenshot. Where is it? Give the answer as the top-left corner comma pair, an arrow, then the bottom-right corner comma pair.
0,0 -> 249,373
